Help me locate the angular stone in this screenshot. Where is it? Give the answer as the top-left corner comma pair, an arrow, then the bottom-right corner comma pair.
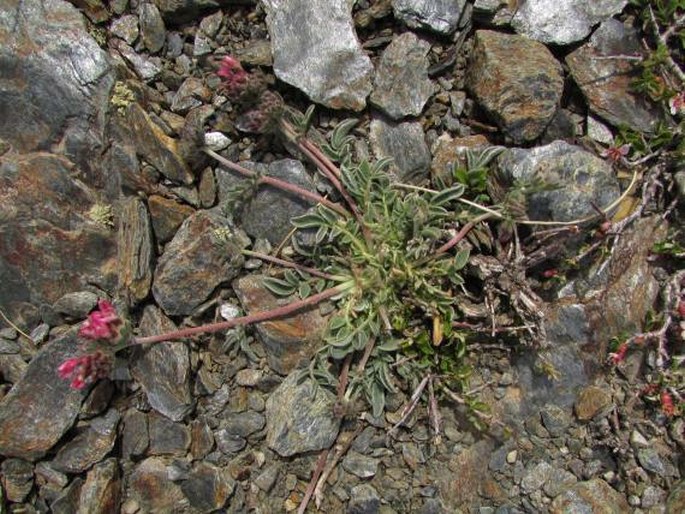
263,0 -> 373,111
667,480 -> 685,514
131,305 -> 193,421
233,275 -> 329,375
214,429 -> 247,455
112,39 -> 162,81
0,330 -> 86,460
575,386 -> 612,421
139,2 -> 166,53
392,0 -> 467,35
77,458 -> 120,514
437,439 -> 494,508
52,291 -> 99,319
152,210 -> 246,316
51,409 -> 120,474
216,159 -> 317,245
0,0 -> 114,159
566,19 -> 663,133
190,419 -> 215,460
121,409 -> 149,459
0,153 -> 117,327
497,141 -> 620,222
342,451 -> 379,479
347,484 -> 380,514
550,479 -> 629,514
543,469 -> 578,498
117,197 -> 154,305
51,477 -> 83,514
147,195 -> 195,244
1,458 -> 34,502
512,0 -> 627,45
369,119 -> 431,183
540,404 -> 572,437
219,412 -> 266,438
171,77 -> 211,114
370,33 -> 435,120
521,461 -> 554,494
265,373 -> 340,457
466,30 -> 564,144
127,457 -> 187,512
110,15 -> 139,45
636,447 -> 678,477
147,413 -> 190,456
430,134 -> 492,183
198,167 -> 217,208
179,462 -> 235,513
126,103 -> 194,184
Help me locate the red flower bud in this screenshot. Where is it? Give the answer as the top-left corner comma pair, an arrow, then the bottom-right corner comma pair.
660,390 -> 675,417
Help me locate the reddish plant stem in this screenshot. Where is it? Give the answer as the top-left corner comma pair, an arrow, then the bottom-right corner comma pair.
204,148 -> 349,218
297,449 -> 329,514
242,249 -> 340,281
133,283 -> 350,345
419,213 -> 492,265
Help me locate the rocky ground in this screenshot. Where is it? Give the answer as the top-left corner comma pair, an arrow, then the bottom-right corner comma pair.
0,0 -> 684,512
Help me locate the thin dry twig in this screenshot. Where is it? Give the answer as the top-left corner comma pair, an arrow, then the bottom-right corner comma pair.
313,425 -> 364,509
388,375 -> 430,437
297,449 -> 329,514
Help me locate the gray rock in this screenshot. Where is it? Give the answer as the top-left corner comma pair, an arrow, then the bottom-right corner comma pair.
511,0 -> 627,45
220,412 -> 266,438
369,119 -> 431,183
147,194 -> 195,244
0,330 -> 87,460
117,197 -> 154,306
112,39 -> 162,81
254,464 -> 280,492
543,469 -> 578,498
52,409 -> 120,473
392,0 -> 467,35
110,15 -> 139,45
199,10 -> 223,38
147,413 -> 190,456
139,2 -> 166,53
131,305 -> 193,421
0,0 -> 114,162
127,457 -> 187,512
152,210 -> 246,316
520,461 -> 554,494
121,409 -> 149,459
566,19 -> 663,133
171,77 -> 211,114
263,0 -> 373,111
78,458 -> 120,514
180,462 -> 235,513
347,484 -> 381,514
497,141 -> 620,222
466,31 -> 563,144
575,386 -> 612,421
550,479 -> 629,513
343,451 -> 379,478
216,159 -> 317,245
636,447 -> 678,477
540,404 -> 572,437
52,292 -> 99,319
232,275 -> 329,375
265,373 -> 340,457
370,33 -> 435,120
51,477 -> 84,514
1,459 -> 34,502
190,419 -> 214,459
215,429 -> 247,455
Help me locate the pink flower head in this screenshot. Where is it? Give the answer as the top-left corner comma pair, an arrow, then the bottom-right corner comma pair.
58,352 -> 112,390
78,299 -> 122,342
609,342 -> 629,365
669,91 -> 684,116
660,390 -> 675,417
600,144 -> 631,163
217,56 -> 249,98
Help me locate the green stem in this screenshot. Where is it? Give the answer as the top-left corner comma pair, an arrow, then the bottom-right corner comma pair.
133,281 -> 354,345
204,148 -> 350,218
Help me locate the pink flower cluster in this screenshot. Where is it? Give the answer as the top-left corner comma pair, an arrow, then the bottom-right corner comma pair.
78,299 -> 122,341
217,56 -> 249,99
600,144 -> 630,163
669,91 -> 684,116
58,299 -> 123,389
58,351 -> 112,390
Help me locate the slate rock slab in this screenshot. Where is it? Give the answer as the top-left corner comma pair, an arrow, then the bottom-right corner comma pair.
52,409 -> 120,473
0,0 -> 113,160
152,210 -> 246,316
127,457 -> 188,512
77,458 -> 120,514
265,373 -> 340,457
131,305 -> 193,421
511,0 -> 627,45
233,275 -> 329,375
370,32 -> 435,120
0,153 -> 118,326
216,159 -> 317,245
179,462 -> 235,513
117,197 -> 154,306
369,119 -> 431,183
466,30 -> 563,144
550,478 -> 629,513
566,19 -> 663,134
263,0 -> 373,111
392,0 -> 467,35
497,141 -> 620,222
0,330 -> 86,460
